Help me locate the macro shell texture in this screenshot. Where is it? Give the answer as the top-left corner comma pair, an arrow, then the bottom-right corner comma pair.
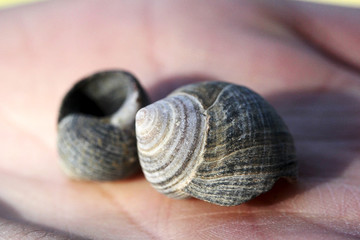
57,71 -> 149,180
135,81 -> 297,206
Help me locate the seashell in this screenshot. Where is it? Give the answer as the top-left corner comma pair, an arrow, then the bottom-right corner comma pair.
57,70 -> 149,180
135,81 -> 297,206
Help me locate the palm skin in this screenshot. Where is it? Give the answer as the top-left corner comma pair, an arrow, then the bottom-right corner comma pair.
0,0 -> 359,239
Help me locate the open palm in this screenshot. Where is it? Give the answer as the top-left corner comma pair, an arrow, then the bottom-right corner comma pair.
0,0 -> 359,239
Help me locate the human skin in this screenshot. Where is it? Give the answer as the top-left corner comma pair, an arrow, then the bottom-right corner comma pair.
0,0 -> 359,239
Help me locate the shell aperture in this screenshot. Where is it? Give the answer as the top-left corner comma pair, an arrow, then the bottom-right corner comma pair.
57,71 -> 149,180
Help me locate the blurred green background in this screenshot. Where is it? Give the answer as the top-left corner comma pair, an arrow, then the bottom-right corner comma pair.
0,0 -> 359,8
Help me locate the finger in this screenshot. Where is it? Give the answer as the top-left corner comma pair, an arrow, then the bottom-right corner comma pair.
290,1 -> 360,72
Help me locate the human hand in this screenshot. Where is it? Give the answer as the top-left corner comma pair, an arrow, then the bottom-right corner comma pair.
0,0 -> 359,239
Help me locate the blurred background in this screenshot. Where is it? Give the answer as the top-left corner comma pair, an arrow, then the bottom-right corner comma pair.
0,0 -> 41,8
0,0 -> 359,8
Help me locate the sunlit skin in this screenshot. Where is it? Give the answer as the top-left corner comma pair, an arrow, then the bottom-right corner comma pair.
0,0 -> 359,239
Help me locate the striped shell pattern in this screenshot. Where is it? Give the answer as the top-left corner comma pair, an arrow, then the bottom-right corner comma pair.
57,71 -> 149,181
135,81 -> 297,206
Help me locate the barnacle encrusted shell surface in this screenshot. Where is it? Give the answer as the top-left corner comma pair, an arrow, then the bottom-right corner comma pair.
57,70 -> 149,180
136,81 -> 297,206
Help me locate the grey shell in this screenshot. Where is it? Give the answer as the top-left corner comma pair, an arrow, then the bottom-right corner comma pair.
135,81 -> 297,206
57,71 -> 149,180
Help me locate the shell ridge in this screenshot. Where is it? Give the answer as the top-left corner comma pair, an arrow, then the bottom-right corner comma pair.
181,83 -> 296,205
137,101 -> 174,154
147,95 -> 205,189
137,93 -> 208,198
171,83 -> 234,111
139,97 -> 188,172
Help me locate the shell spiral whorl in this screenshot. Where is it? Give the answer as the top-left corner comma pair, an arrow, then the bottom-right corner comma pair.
136,81 -> 297,206
136,93 -> 207,199
57,71 -> 149,180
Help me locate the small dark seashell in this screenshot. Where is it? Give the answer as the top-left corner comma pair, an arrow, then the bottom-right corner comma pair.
57,70 -> 149,180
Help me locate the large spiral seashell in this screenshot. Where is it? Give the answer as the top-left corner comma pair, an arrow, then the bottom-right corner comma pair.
57,70 -> 149,181
135,81 -> 297,206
